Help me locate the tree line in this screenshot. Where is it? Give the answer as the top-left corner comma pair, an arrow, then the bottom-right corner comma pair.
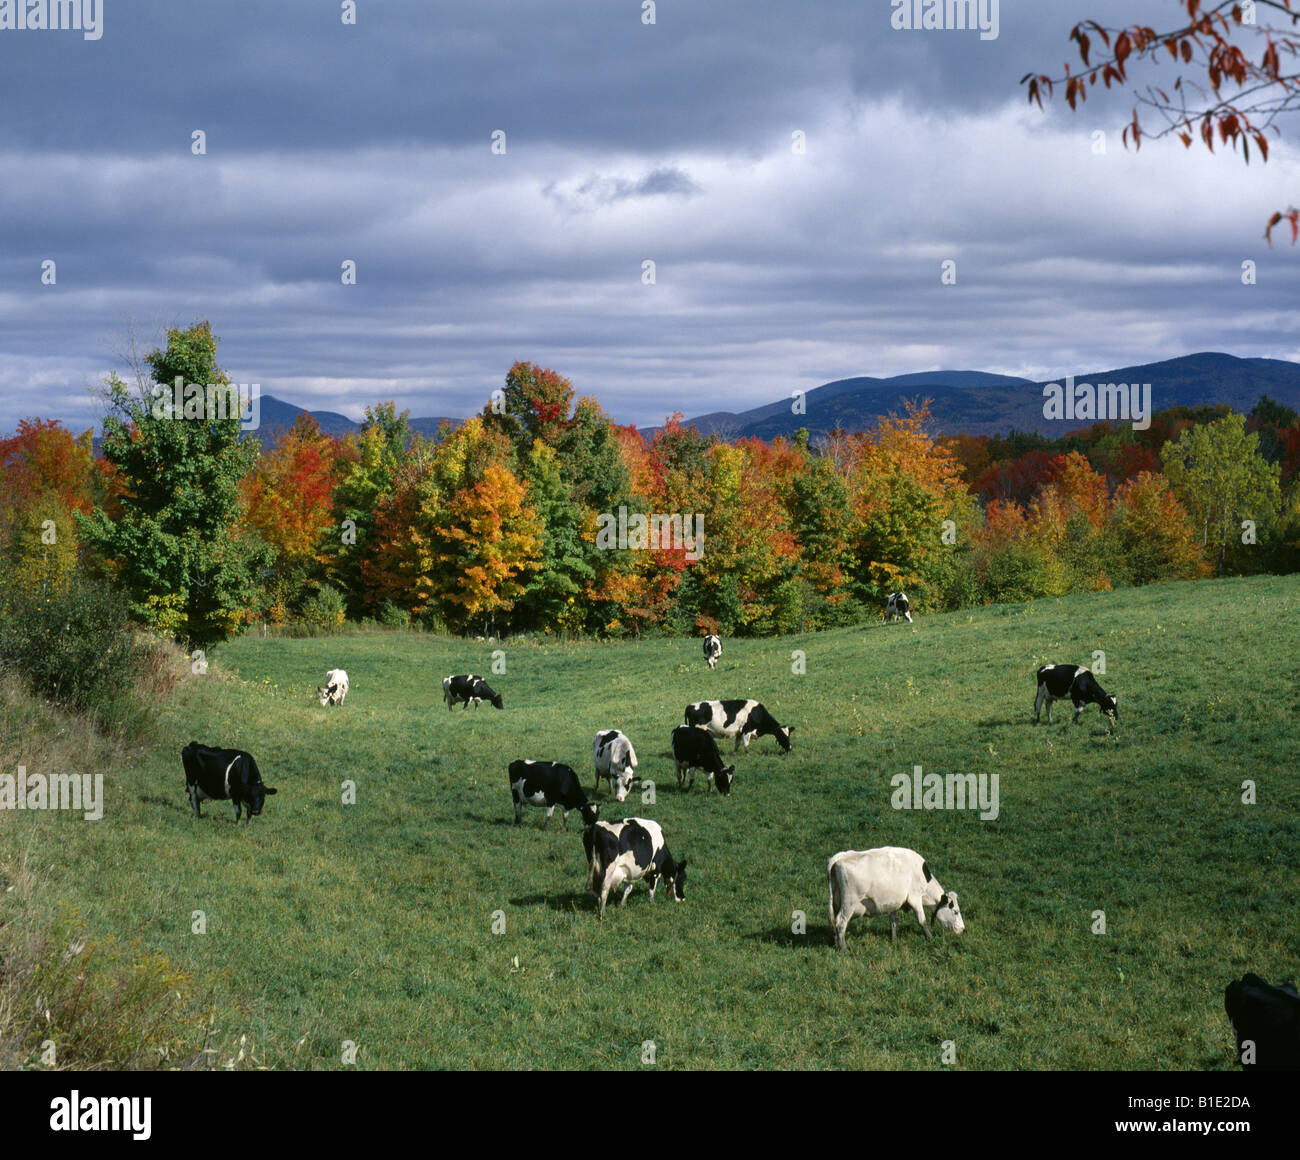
3,321 -> 1297,647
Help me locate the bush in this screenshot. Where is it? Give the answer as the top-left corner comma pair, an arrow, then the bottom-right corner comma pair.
298,585 -> 347,633
0,572 -> 156,737
376,600 -> 410,628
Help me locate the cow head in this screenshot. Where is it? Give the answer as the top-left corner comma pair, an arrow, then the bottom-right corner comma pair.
776,725 -> 794,753
670,859 -> 687,902
579,801 -> 600,828
714,765 -> 736,796
611,767 -> 634,803
317,686 -> 333,706
247,783 -> 278,818
489,692 -> 504,710
935,892 -> 964,934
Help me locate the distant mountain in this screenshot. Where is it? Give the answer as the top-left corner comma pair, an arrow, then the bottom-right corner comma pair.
252,394 -> 460,442
650,354 -> 1300,440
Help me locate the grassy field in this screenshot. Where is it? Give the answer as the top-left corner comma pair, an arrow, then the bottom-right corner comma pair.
5,574 -> 1299,1069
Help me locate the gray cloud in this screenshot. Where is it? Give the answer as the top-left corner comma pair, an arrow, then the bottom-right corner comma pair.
1,0 -> 1297,434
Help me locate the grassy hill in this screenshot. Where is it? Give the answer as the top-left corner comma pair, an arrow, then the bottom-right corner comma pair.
5,575 -> 1298,1069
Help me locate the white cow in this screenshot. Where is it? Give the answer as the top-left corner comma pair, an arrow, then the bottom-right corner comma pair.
317,668 -> 349,706
827,846 -> 964,950
703,634 -> 723,669
593,729 -> 639,802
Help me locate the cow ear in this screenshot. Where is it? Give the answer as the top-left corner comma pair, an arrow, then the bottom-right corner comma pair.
265,787 -> 278,795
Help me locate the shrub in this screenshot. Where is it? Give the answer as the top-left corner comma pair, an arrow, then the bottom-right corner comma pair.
298,585 -> 347,633
0,572 -> 157,737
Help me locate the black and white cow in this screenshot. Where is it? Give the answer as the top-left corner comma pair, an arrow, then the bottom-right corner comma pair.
583,817 -> 686,918
885,592 -> 912,623
317,668 -> 349,706
670,725 -> 735,795
1033,664 -> 1118,729
443,673 -> 503,710
683,699 -> 793,753
593,729 -> 638,802
181,741 -> 278,823
1225,973 -> 1300,1070
703,634 -> 722,669
509,760 -> 598,829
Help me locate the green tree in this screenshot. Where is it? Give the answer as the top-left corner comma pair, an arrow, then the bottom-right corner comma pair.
325,402 -> 413,613
78,322 -> 270,646
1160,412 -> 1281,574
515,440 -> 594,631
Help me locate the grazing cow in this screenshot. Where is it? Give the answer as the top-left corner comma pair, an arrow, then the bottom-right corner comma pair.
683,699 -> 793,753
583,817 -> 686,918
1034,664 -> 1117,730
1225,973 -> 1300,1070
670,725 -> 735,795
593,729 -> 638,802
703,634 -> 723,670
509,760 -> 598,829
442,673 -> 503,711
827,846 -> 964,950
885,592 -> 912,623
181,742 -> 278,823
317,668 -> 349,706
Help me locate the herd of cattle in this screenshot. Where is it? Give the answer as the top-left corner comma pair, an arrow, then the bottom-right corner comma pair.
176,591 -> 1296,1069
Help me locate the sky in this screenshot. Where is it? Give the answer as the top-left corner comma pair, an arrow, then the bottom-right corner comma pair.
1,0 -> 1298,435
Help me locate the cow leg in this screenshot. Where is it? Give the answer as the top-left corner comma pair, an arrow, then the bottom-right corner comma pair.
890,912 -> 899,942
620,880 -> 636,907
646,873 -> 658,903
1072,701 -> 1084,725
913,901 -> 931,940
188,784 -> 201,818
513,798 -> 523,825
598,866 -> 620,918
560,808 -> 569,831
543,805 -> 555,829
833,913 -> 849,950
1033,684 -> 1046,722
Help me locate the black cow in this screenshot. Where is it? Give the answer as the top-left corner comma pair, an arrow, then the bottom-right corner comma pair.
181,742 -> 277,823
1225,973 -> 1300,1070
443,673 -> 503,710
670,725 -> 735,795
583,817 -> 686,918
683,699 -> 793,753
509,760 -> 598,828
1033,664 -> 1117,729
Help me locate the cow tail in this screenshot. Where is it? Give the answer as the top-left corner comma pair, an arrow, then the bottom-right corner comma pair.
828,859 -> 841,932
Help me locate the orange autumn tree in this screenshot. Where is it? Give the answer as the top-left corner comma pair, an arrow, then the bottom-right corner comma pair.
0,418 -> 101,592
845,401 -> 975,607
426,417 -> 542,633
241,414 -> 340,618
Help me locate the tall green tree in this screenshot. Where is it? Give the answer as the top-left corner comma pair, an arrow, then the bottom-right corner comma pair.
1160,412 -> 1281,574
78,321 -> 269,646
